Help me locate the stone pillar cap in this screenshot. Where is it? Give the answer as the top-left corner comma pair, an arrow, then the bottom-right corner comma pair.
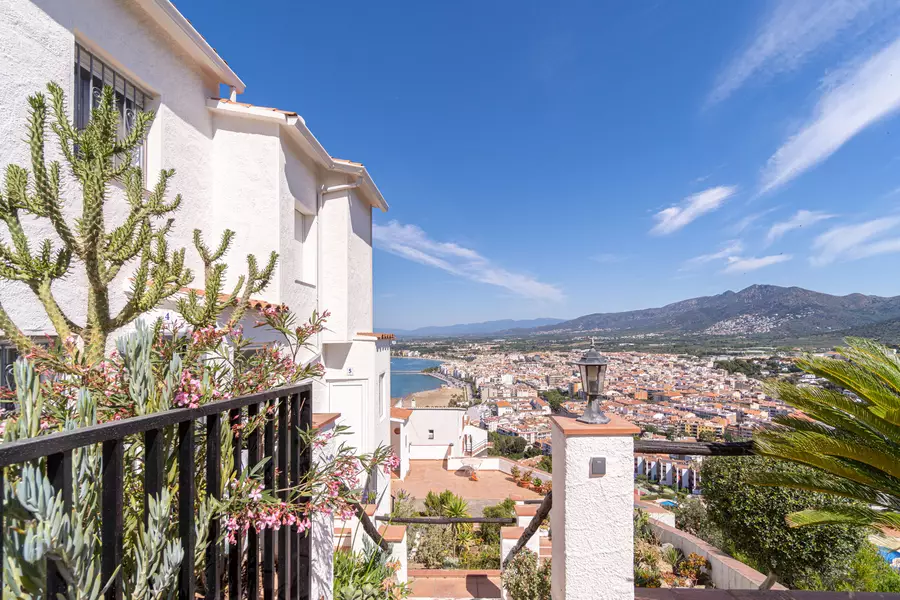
550,414 -> 640,437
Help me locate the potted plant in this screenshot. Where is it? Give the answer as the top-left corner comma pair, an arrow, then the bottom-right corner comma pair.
518,470 -> 533,488
510,465 -> 521,483
532,477 -> 542,491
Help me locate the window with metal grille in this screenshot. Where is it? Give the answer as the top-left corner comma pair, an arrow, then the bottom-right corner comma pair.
74,43 -> 149,175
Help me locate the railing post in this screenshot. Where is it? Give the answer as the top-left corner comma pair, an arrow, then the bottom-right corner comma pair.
178,420 -> 196,600
263,399 -> 276,600
278,396 -> 290,600
102,439 -> 124,600
229,407 -> 245,600
549,415 -> 639,600
206,413 -> 222,598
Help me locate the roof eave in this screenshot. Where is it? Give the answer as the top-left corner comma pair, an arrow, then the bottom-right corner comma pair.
205,100 -> 388,212
135,0 -> 245,93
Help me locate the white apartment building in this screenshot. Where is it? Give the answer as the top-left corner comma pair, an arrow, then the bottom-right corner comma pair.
0,0 -> 393,511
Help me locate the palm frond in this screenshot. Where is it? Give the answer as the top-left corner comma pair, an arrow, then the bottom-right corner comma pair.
745,469 -> 899,510
768,381 -> 900,446
785,505 -> 900,530
754,434 -> 900,499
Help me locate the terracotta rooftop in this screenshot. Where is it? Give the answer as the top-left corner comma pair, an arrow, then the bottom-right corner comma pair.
312,413 -> 340,430
178,286 -> 287,313
210,97 -> 298,116
357,331 -> 396,340
391,407 -> 413,421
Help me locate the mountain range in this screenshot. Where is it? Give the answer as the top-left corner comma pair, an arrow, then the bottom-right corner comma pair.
536,285 -> 900,338
392,285 -> 900,341
391,318 -> 565,338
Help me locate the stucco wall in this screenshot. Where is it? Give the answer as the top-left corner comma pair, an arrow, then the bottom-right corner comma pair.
277,135 -> 318,317
406,408 -> 465,458
347,190 -> 372,336
0,0 -> 217,339
210,113 -> 284,301
551,425 -> 634,600
648,520 -> 786,591
318,187 -> 349,342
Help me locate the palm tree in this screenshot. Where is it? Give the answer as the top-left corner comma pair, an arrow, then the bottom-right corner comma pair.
752,337 -> 900,529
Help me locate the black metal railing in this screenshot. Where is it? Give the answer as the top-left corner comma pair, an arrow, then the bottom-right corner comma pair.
0,381 -> 314,600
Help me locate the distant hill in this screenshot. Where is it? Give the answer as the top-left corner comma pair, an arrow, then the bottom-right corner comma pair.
534,285 -> 900,338
820,317 -> 900,345
392,318 -> 565,338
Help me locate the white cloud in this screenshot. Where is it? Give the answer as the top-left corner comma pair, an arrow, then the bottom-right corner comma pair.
723,254 -> 792,273
650,186 -> 737,235
708,0 -> 881,106
683,240 -> 744,268
811,216 -> 900,265
372,220 -> 564,301
765,209 -> 835,244
760,34 -> 900,194
683,240 -> 789,274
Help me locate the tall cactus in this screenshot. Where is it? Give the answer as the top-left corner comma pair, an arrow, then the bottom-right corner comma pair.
0,82 -> 278,362
0,82 -> 196,361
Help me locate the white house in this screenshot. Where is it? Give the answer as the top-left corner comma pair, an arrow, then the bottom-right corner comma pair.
0,0 -> 393,513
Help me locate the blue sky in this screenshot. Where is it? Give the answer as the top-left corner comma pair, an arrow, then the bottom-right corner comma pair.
179,1 -> 900,330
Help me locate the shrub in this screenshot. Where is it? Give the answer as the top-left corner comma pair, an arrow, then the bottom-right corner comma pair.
413,525 -> 455,569
501,549 -> 550,600
675,553 -> 710,582
634,564 -> 662,588
672,497 -> 725,548
333,547 -> 409,600
481,498 -> 516,547
702,456 -> 866,589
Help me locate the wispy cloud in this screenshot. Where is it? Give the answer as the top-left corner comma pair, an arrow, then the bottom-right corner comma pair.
765,209 -> 835,244
881,185 -> 900,199
760,34 -> 900,194
723,254 -> 792,274
811,216 -> 900,265
708,0 -> 880,106
684,240 -> 790,274
650,186 -> 737,235
373,220 -> 564,301
591,253 -> 628,264
728,207 -> 780,235
683,240 -> 744,268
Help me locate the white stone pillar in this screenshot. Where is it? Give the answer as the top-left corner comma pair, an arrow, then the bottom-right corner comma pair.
500,526 -> 540,565
311,416 -> 339,600
379,525 -> 409,583
550,415 -> 640,600
514,504 -> 538,528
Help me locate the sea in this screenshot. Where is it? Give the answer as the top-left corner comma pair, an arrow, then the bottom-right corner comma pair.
391,357 -> 444,399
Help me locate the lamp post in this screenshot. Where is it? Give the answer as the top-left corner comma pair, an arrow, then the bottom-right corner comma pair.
573,338 -> 610,424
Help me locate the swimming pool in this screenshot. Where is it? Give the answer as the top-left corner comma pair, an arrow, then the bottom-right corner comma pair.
878,546 -> 900,564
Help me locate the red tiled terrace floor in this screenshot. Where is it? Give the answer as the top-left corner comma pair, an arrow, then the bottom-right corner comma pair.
394,460 -> 542,505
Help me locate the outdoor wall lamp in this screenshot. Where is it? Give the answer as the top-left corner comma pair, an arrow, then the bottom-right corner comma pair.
573,338 -> 611,424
